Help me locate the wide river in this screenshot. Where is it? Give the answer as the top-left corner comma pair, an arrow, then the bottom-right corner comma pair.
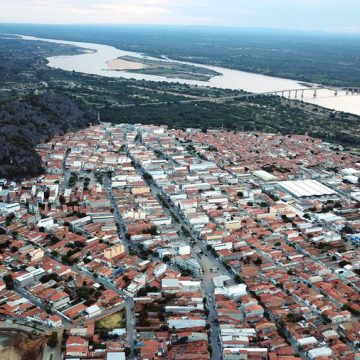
21,35 -> 360,116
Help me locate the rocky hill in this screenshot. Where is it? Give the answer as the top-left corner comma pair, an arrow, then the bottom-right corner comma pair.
0,92 -> 96,179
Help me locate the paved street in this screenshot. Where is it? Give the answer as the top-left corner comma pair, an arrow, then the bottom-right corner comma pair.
102,174 -> 136,358
127,135 -> 240,359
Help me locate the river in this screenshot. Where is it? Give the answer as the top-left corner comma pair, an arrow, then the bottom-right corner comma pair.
20,35 -> 360,116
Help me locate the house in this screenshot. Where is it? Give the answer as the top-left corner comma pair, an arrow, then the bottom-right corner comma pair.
173,256 -> 202,276
84,304 -> 102,318
244,304 -> 264,318
104,244 -> 125,259
46,314 -> 62,328
48,291 -> 70,310
323,310 -> 352,324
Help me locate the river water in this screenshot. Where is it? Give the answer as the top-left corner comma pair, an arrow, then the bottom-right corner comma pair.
20,35 -> 360,116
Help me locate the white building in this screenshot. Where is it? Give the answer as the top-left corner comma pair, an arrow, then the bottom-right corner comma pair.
308,347 -> 332,360
85,305 -> 102,318
167,316 -> 206,329
215,284 -> 247,300
153,263 -> 167,278
278,179 -> 336,198
0,202 -> 20,215
37,217 -> 54,230
174,257 -> 202,276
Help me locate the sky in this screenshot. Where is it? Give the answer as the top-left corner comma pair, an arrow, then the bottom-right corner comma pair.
1,0 -> 360,33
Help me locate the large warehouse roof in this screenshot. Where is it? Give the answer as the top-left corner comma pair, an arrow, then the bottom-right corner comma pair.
278,179 -> 336,198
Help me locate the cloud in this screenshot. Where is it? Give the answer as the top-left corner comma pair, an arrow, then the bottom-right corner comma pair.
92,2 -> 171,16
1,0 -> 360,32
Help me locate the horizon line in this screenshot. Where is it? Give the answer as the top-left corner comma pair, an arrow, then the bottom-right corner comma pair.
0,22 -> 360,37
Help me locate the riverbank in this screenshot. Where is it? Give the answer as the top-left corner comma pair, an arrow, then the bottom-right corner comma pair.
18,35 -> 360,116
0,35 -> 359,153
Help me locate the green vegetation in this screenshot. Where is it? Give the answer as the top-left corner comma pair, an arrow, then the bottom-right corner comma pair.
2,24 -> 360,87
95,311 -> 125,330
3,274 -> 14,290
0,91 -> 95,179
101,96 -> 360,147
47,332 -> 58,348
0,30 -> 359,182
68,172 -> 79,187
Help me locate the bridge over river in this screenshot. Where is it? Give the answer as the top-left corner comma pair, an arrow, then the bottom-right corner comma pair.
213,86 -> 360,102
117,85 -> 360,110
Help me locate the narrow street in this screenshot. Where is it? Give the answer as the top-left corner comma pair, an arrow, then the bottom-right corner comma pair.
102,174 -> 136,358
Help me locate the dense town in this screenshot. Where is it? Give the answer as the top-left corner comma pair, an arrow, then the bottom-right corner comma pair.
0,123 -> 359,360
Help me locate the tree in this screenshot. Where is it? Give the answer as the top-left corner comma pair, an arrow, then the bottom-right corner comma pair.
181,226 -> 191,237
287,313 -> 304,323
40,273 -> 59,284
137,288 -> 147,297
177,336 -> 188,345
281,214 -> 291,222
253,257 -> 262,266
149,225 -> 157,236
143,172 -> 152,182
339,260 -> 351,268
61,255 -> 74,265
47,332 -> 58,348
83,257 -> 91,264
5,213 -> 15,226
3,274 -> 14,290
138,308 -> 149,326
76,286 -> 91,300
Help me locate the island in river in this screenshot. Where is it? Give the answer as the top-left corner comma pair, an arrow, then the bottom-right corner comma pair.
107,55 -> 221,81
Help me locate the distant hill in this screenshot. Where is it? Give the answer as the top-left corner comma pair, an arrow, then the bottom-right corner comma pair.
0,92 -> 96,180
